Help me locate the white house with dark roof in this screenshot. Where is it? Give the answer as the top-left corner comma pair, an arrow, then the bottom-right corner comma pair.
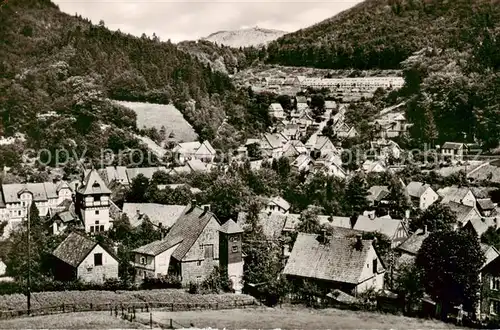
353,215 -> 409,248
448,201 -> 481,229
437,186 -> 476,208
282,140 -> 308,159
405,181 -> 439,210
291,154 -> 313,172
395,227 -> 430,267
441,142 -> 466,161
268,103 -> 285,120
263,196 -> 290,214
283,233 -> 385,296
260,134 -> 284,159
52,231 -> 118,284
173,141 -> 216,164
75,169 -> 112,233
132,204 -> 244,288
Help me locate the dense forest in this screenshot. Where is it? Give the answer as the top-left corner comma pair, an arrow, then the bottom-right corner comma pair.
0,0 -> 271,164
266,0 -> 500,70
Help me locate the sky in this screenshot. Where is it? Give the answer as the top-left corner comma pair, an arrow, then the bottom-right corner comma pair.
52,0 -> 362,43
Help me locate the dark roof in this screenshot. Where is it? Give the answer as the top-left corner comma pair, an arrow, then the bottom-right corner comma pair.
448,201 -> 480,225
368,186 -> 390,203
477,199 -> 495,211
283,233 -> 384,284
406,181 -> 430,198
133,204 -> 219,259
220,219 -> 243,234
396,229 -> 429,255
52,232 -> 98,267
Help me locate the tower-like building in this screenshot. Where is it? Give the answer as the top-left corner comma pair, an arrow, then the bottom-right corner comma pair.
219,219 -> 244,293
75,169 -> 112,233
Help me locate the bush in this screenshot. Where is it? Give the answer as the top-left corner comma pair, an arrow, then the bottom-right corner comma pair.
199,266 -> 233,294
188,282 -> 200,294
141,275 -> 182,290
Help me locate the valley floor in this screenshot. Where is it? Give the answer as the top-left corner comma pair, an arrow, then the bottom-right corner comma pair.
137,306 -> 465,329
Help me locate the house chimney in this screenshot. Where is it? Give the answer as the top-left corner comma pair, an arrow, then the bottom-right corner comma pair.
405,209 -> 411,220
423,225 -> 427,235
355,234 -> 363,251
203,205 -> 211,213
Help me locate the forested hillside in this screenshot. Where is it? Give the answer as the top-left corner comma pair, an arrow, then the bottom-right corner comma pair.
266,0 -> 500,70
0,0 -> 271,165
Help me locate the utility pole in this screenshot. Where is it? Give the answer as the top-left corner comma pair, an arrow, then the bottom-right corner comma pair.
27,203 -> 31,315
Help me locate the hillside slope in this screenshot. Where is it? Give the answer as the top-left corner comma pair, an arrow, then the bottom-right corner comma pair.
0,0 -> 269,164
203,27 -> 287,48
266,0 -> 500,69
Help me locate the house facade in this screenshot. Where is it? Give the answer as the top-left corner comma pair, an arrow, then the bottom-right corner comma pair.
406,181 -> 439,210
52,232 -> 119,284
441,142 -> 465,161
75,170 -> 112,233
174,141 -> 216,164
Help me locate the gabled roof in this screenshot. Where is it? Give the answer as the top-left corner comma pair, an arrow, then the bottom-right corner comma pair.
292,154 -> 312,168
437,186 -> 473,205
122,203 -> 187,228
282,140 -> 307,156
368,186 -> 390,203
283,233 -> 384,284
481,243 -> 500,270
324,100 -> 336,109
295,96 -> 307,103
78,169 -> 111,195
448,201 -> 481,225
466,217 -> 496,237
442,142 -> 465,150
477,198 -> 495,211
406,181 -> 431,198
267,196 -> 290,211
269,103 -> 284,112
105,166 -> 129,185
133,204 -> 220,259
2,182 -> 71,204
220,219 -> 243,234
52,232 -> 112,267
396,229 -> 429,256
262,134 -> 283,149
353,216 -> 406,240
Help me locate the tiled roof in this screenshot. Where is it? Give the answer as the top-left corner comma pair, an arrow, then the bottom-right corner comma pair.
134,204 -> 219,259
448,201 -> 481,225
3,183 -> 51,203
368,186 -> 390,203
467,217 -> 496,237
263,134 -> 283,149
269,103 -> 284,112
122,203 -> 187,228
481,243 -> 500,270
396,229 -> 429,255
52,232 -> 99,267
406,181 -> 430,198
353,216 -> 405,240
175,141 -> 201,154
437,186 -> 472,205
105,166 -> 129,185
78,170 -> 111,195
477,198 -> 495,211
220,219 -> 243,234
283,233 -> 382,284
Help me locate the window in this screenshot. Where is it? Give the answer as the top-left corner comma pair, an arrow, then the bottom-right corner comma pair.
140,257 -> 146,265
372,259 -> 378,274
492,300 -> 500,315
94,253 -> 103,266
18,210 -> 21,216
492,277 -> 500,290
95,221 -> 99,225
204,245 -> 214,259
100,225 -> 104,232
94,195 -> 101,202
232,245 -> 238,253
197,260 -> 202,266
90,226 -> 94,232
95,210 -> 99,215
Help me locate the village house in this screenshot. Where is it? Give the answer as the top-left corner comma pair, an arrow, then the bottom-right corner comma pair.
312,154 -> 346,178
370,139 -> 402,160
291,154 -> 314,172
362,160 -> 387,174
306,134 -> 339,159
283,233 -> 385,296
476,244 -> 500,321
295,96 -> 308,111
268,103 -> 286,120
263,196 -> 290,214
281,124 -> 300,141
448,201 -> 482,229
405,181 -> 439,210
48,200 -> 80,235
0,180 -> 73,236
352,215 -> 409,248
122,203 -> 186,229
395,227 -> 430,267
367,186 -> 390,208
260,134 -> 284,159
463,217 -> 497,237
282,140 -> 308,159
437,186 -> 476,208
52,231 -> 119,284
132,204 -> 244,291
169,159 -> 214,175
103,166 -> 129,186
299,77 -> 404,91
173,141 -> 216,164
441,142 -> 466,161
75,169 -> 112,233
477,199 -> 497,217
335,122 -> 358,139
373,112 -> 408,139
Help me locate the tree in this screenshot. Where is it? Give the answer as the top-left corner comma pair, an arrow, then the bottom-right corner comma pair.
394,262 -> 424,314
247,143 -> 261,160
481,227 -> 500,251
344,173 -> 369,217
296,206 -> 322,234
410,203 -> 457,232
416,230 -> 485,315
126,174 -> 149,203
205,174 -> 252,222
386,176 -> 410,219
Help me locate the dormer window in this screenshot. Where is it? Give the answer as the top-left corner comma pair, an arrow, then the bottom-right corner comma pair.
92,182 -> 100,188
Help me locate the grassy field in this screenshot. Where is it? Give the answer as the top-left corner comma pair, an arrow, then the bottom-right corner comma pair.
0,312 -> 145,329
138,306 -> 464,329
114,100 -> 197,142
